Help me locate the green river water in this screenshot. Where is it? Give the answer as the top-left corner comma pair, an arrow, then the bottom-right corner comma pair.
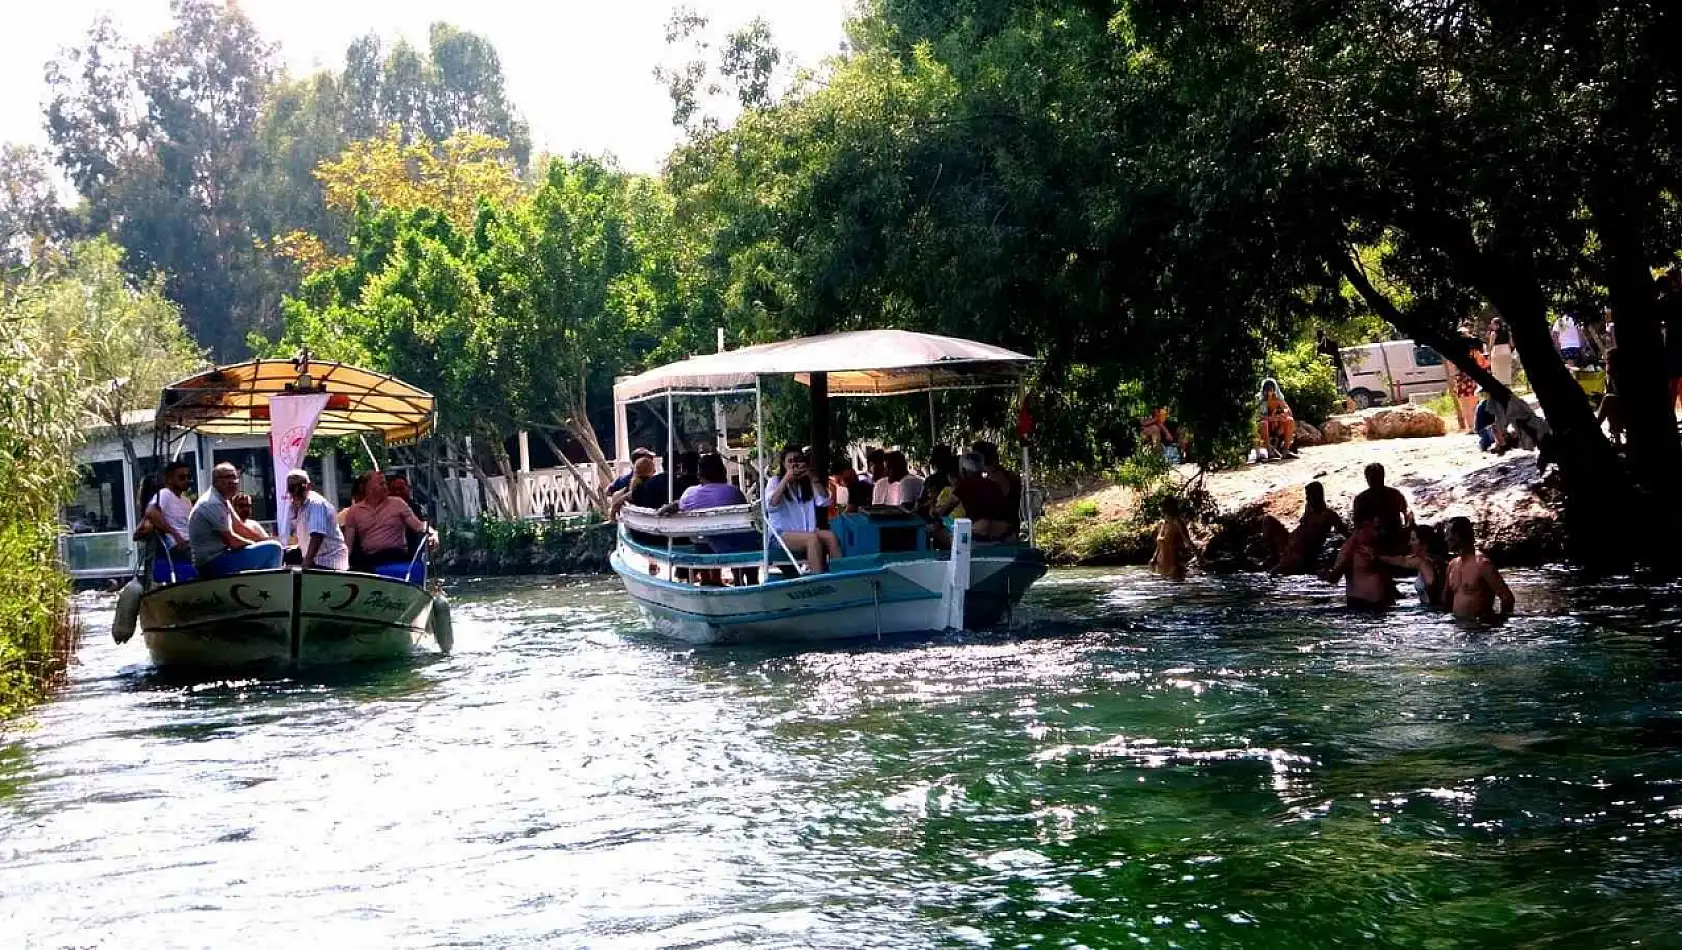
4,568 -> 1682,948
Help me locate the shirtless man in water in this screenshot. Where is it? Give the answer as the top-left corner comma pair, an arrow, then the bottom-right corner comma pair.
1444,516 -> 1515,621
1321,514 -> 1396,607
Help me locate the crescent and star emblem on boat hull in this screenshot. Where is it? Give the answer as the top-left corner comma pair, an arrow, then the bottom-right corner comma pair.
229,584 -> 268,610
320,584 -> 361,611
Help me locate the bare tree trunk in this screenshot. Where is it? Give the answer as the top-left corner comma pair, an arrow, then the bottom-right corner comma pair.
535,428 -> 610,517
1590,196 -> 1682,534
487,438 -> 524,520
462,436 -> 518,520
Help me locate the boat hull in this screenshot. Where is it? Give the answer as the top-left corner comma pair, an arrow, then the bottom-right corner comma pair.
611,547 -> 1045,645
137,569 -> 440,669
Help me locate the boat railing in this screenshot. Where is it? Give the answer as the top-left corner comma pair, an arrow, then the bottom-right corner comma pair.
617,504 -> 758,538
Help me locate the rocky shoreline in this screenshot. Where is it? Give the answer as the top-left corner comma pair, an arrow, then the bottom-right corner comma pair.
1039,414 -> 1566,570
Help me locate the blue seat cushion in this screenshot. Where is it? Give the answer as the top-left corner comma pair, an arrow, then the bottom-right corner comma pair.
151,557 -> 197,584
371,560 -> 424,585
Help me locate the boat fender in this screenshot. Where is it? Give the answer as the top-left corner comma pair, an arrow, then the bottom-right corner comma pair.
431,592 -> 454,654
112,579 -> 143,644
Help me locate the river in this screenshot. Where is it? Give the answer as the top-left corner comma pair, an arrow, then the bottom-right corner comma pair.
4,569 -> 1682,948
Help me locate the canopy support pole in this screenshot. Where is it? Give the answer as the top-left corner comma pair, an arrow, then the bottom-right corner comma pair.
1023,445 -> 1036,547
755,375 -> 768,586
666,391 -> 675,572
810,372 -> 830,519
927,386 -> 938,447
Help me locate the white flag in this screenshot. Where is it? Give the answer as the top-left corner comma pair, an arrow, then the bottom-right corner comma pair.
269,392 -> 330,545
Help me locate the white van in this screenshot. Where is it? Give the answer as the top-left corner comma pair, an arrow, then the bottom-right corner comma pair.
1339,340 -> 1451,408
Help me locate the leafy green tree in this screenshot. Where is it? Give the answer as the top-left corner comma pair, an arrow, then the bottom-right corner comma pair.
276,147 -> 689,515
44,0 -> 278,357
0,145 -> 66,279
663,0 -> 1681,567
23,237 -> 207,471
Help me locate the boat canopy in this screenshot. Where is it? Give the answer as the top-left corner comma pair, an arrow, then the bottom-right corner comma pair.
154,359 -> 435,442
613,329 -> 1034,404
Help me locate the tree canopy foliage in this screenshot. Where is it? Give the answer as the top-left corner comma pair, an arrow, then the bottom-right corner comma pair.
6,0 -> 1680,566
34,1 -> 529,358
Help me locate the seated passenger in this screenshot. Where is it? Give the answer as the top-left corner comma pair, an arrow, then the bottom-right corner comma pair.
766,446 -> 840,573
609,447 -> 656,494
138,460 -> 194,555
971,440 -> 1023,531
877,450 -> 924,509
830,461 -> 863,516
916,447 -> 958,516
634,451 -> 699,509
342,470 -> 436,573
610,456 -> 657,519
678,454 -> 759,586
230,492 -> 268,541
189,463 -> 284,577
676,453 -> 749,512
285,469 -> 349,571
934,452 -> 1018,544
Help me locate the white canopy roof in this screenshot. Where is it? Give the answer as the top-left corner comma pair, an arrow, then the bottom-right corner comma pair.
613,329 -> 1034,403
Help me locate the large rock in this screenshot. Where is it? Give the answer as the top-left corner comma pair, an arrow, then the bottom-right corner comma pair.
1365,405 -> 1447,440
1294,421 -> 1324,447
1320,418 -> 1353,444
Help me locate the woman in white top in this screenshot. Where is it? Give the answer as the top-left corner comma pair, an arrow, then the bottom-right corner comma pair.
765,446 -> 841,573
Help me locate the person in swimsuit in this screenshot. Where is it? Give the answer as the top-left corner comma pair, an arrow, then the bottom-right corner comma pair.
1321,514 -> 1396,607
1444,516 -> 1515,621
1262,481 -> 1349,575
1381,523 -> 1449,608
1150,496 -> 1194,580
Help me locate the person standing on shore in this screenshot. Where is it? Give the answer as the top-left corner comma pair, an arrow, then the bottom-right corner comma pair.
1444,517 -> 1515,621
1452,334 -> 1488,433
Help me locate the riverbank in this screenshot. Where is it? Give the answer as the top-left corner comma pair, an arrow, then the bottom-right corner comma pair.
1039,426 -> 1564,568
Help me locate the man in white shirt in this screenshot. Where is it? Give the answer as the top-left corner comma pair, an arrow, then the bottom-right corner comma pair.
139,460 -> 195,554
285,469 -> 349,571
881,450 -> 925,509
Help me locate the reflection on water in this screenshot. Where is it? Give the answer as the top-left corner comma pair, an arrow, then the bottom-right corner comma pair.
5,570 -> 1682,947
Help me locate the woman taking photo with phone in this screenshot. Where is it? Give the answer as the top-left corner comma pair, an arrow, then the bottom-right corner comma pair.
766,445 -> 841,573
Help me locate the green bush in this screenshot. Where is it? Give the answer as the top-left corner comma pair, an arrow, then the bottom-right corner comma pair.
1263,338 -> 1343,426
0,312 -> 84,718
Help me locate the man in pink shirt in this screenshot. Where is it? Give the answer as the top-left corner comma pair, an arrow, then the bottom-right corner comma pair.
342,470 -> 435,573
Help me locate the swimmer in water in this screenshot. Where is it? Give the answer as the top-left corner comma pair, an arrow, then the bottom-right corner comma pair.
1444,516 -> 1515,621
1321,513 -> 1397,608
1381,522 -> 1449,608
1150,496 -> 1194,580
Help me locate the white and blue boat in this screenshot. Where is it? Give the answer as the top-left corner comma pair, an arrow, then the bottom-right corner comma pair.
609,330 -> 1048,645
